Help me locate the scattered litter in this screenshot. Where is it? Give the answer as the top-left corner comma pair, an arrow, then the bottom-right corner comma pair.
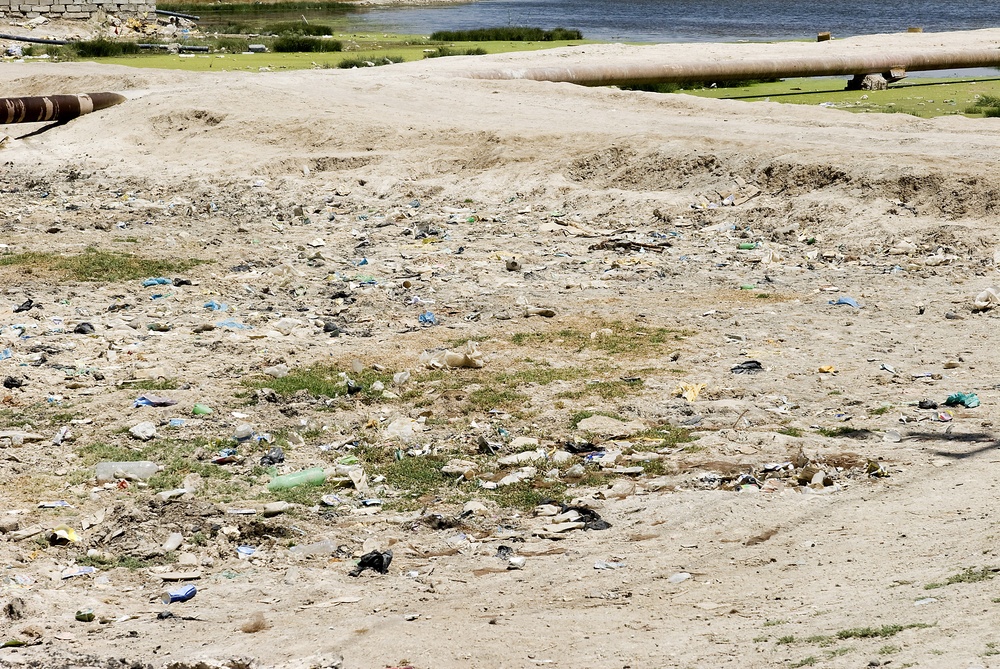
674,382 -> 705,402
420,341 -> 484,369
829,296 -> 860,308
731,360 -> 763,374
349,549 -> 393,576
944,392 -> 980,408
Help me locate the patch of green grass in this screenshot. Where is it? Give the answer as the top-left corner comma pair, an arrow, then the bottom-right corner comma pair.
925,566 -> 996,589
0,248 -> 205,282
777,635 -> 796,645
467,387 -> 529,413
764,619 -> 788,627
511,321 -> 688,356
272,35 -> 342,52
214,37 -> 249,53
790,658 -> 816,668
674,75 -> 1000,119
380,455 -> 448,496
639,459 -> 668,476
246,363 -> 395,401
826,647 -> 852,657
835,623 -> 931,640
778,426 -> 804,437
985,642 -> 1000,657
73,38 -> 142,57
76,553 -> 152,570
481,478 -> 565,510
870,405 -> 892,416
804,635 -> 835,647
753,635 -> 769,643
879,645 -> 901,655
423,46 -> 490,58
124,378 -> 181,391
337,55 -> 405,68
264,21 -> 335,36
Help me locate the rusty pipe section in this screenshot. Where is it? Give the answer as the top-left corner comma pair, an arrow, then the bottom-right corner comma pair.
465,47 -> 1000,86
0,92 -> 125,124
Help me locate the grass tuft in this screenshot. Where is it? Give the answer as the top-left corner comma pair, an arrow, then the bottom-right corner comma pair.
835,623 -> 932,639
272,35 -> 342,52
0,248 -> 204,282
925,566 -> 995,589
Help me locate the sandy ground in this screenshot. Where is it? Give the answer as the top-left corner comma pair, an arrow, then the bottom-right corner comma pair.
4,29 -> 1000,669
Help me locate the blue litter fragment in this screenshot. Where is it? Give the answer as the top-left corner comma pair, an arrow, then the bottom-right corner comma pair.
142,277 -> 172,287
204,300 -> 227,311
945,392 -> 980,409
829,296 -> 860,308
168,418 -> 186,428
418,311 -> 437,325
217,319 -> 252,330
357,258 -> 368,266
0,348 -> 11,361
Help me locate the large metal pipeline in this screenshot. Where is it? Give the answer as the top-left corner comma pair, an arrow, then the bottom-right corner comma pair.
464,47 -> 1000,86
0,92 -> 125,124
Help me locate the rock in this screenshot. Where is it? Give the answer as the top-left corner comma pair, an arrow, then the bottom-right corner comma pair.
0,516 -> 19,533
510,436 -> 538,449
272,318 -> 302,336
442,459 -> 478,478
177,552 -> 199,567
264,363 -> 289,378
263,501 -> 293,517
575,415 -> 644,437
3,596 -> 27,620
498,449 -> 546,465
463,500 -> 488,516
551,450 -> 574,464
129,421 -> 157,441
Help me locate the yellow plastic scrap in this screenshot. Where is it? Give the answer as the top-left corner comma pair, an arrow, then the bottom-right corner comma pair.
674,382 -> 705,402
818,365 -> 837,374
51,524 -> 79,543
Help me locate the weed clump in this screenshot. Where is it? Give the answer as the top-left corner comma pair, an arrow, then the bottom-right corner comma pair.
272,36 -> 342,52
72,39 -> 142,57
337,55 -> 405,68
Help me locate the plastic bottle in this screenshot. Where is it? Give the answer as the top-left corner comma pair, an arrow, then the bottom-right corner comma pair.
162,532 -> 183,552
267,467 -> 327,491
288,539 -> 338,556
95,461 -> 159,484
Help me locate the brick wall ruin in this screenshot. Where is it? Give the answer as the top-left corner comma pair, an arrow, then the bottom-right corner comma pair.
0,0 -> 154,20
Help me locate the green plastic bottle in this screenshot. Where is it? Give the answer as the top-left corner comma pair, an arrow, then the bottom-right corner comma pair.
267,467 -> 326,491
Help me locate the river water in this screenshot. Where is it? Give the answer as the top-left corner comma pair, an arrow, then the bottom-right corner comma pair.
349,0 -> 1000,43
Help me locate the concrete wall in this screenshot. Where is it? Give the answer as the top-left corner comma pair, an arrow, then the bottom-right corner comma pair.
0,0 -> 154,19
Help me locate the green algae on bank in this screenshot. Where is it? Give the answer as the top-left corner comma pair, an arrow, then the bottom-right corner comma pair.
674,74 -> 1000,118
